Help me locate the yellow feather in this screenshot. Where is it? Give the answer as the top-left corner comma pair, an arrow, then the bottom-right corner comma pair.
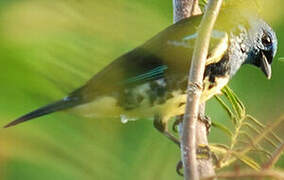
206,32 -> 228,65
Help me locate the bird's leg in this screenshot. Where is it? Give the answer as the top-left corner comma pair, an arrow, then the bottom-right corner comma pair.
153,115 -> 180,147
172,115 -> 183,133
172,113 -> 211,134
198,114 -> 212,135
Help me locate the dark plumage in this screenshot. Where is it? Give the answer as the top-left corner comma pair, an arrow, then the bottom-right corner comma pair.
4,11 -> 277,128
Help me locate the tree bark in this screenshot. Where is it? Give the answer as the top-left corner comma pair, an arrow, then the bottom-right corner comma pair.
173,0 -> 202,22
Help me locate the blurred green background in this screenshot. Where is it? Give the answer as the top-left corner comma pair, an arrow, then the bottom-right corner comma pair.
0,0 -> 283,179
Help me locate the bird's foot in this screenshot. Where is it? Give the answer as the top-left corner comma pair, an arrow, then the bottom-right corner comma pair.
196,144 -> 212,160
172,114 -> 211,134
197,145 -> 219,168
176,160 -> 184,176
175,145 -> 216,176
172,115 -> 183,133
198,114 -> 211,135
153,115 -> 180,147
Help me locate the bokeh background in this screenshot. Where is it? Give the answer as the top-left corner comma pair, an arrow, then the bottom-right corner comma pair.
0,0 -> 283,179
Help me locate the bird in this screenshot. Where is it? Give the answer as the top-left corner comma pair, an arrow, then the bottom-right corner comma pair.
4,10 -> 277,145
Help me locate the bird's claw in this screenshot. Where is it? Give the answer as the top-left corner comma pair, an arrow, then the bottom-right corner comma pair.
175,145 -> 216,176
196,144 -> 211,159
172,114 -> 211,135
198,114 -> 211,135
197,144 -> 219,164
176,160 -> 184,176
153,115 -> 180,147
172,115 -> 183,133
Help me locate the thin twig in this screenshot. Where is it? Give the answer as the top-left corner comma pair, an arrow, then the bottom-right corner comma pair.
202,170 -> 284,180
262,141 -> 284,169
181,0 -> 223,179
173,0 -> 202,22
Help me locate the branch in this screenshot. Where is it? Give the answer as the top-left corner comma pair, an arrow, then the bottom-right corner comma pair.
262,141 -> 284,169
203,170 -> 284,180
180,0 -> 223,179
173,0 -> 202,22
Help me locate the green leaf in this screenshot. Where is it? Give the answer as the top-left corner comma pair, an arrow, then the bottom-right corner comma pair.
222,86 -> 246,119
246,115 -> 283,144
239,131 -> 256,147
214,95 -> 236,124
210,143 -> 230,154
212,121 -> 233,137
240,117 -> 284,155
278,57 -> 284,62
243,122 -> 278,148
237,154 -> 261,170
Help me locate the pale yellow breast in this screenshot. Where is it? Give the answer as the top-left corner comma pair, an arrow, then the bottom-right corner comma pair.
72,75 -> 229,122
200,75 -> 229,102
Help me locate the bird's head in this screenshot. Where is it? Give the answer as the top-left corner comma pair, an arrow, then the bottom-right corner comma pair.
245,19 -> 277,79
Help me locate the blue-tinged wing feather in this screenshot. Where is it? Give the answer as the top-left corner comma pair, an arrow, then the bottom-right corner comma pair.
120,65 -> 168,84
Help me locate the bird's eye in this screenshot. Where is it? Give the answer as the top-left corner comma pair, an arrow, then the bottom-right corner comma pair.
261,34 -> 272,46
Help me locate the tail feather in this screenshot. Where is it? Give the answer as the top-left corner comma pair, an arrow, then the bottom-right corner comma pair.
4,97 -> 81,128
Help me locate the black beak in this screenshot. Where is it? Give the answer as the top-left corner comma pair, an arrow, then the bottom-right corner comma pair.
260,51 -> 272,79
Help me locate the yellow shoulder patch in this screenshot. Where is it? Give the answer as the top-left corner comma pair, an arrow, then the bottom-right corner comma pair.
206,32 -> 229,65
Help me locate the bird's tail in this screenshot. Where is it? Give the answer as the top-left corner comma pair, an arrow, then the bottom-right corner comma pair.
4,96 -> 81,128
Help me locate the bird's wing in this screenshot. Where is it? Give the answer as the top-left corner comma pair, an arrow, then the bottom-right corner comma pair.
69,15 -> 203,101
117,30 -> 228,87
120,65 -> 168,85
69,47 -> 168,101
69,15 -> 229,102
